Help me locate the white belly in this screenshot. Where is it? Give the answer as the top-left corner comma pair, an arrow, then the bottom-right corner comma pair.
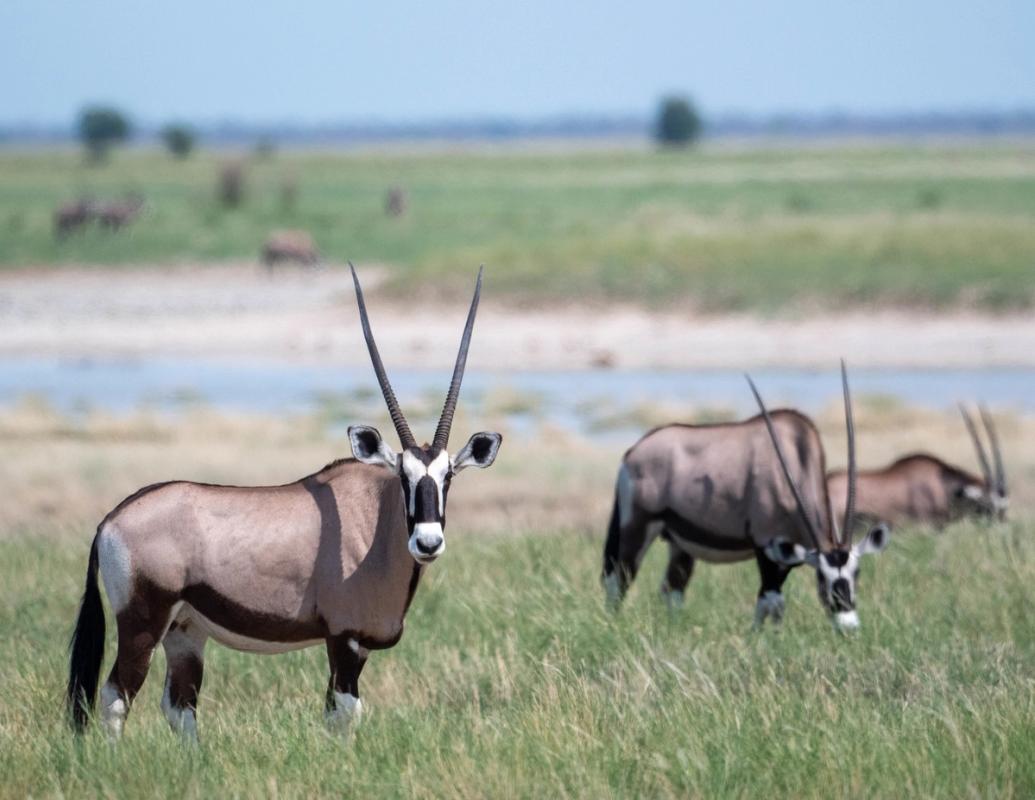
669,537 -> 754,564
176,604 -> 323,655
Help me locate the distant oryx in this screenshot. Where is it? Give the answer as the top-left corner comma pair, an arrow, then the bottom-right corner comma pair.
67,265 -> 502,741
827,404 -> 1008,531
602,362 -> 889,632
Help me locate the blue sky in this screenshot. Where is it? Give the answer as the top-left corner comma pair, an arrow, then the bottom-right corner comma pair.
2,0 -> 1033,125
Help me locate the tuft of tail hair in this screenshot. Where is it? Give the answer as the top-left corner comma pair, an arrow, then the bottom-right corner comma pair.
67,536 -> 105,732
602,484 -> 622,580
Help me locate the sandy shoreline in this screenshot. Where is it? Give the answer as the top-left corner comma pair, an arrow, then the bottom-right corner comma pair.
1,264 -> 1033,370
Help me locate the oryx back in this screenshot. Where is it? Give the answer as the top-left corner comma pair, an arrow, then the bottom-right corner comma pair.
620,410 -> 831,562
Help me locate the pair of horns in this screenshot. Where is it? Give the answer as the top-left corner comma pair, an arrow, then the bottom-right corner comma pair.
747,360 -> 856,549
350,263 -> 482,451
960,404 -> 1007,496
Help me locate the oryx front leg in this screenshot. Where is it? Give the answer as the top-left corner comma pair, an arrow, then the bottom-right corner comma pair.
160,619 -> 206,743
753,548 -> 792,630
324,635 -> 367,738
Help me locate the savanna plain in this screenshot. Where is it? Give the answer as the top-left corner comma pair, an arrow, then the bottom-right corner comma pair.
0,142 -> 1034,798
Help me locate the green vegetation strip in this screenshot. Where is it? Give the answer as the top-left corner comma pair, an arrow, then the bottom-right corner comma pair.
1,145 -> 1035,310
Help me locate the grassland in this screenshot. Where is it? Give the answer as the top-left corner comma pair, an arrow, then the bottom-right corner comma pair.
1,405 -> 1034,798
3,516 -> 1034,798
2,142 -> 1035,310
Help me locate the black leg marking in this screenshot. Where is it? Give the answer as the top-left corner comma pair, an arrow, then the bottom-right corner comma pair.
753,547 -> 795,627
661,540 -> 695,594
325,635 -> 367,705
755,547 -> 793,596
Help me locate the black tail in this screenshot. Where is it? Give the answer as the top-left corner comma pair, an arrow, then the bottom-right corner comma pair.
603,486 -> 622,579
67,536 -> 105,732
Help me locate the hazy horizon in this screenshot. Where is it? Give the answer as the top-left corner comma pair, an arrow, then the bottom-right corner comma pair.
2,0 -> 1034,127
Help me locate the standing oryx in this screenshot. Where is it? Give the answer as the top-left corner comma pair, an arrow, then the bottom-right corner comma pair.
67,265 -> 502,741
827,404 -> 1008,531
602,362 -> 890,632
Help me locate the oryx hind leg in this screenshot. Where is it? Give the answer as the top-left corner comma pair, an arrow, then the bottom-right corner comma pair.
99,583 -> 180,739
660,537 -> 695,611
605,514 -> 662,608
753,548 -> 793,629
160,616 -> 206,742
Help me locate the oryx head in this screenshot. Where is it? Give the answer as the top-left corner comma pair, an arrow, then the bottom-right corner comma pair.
748,361 -> 891,633
958,404 -> 1008,522
347,264 -> 502,565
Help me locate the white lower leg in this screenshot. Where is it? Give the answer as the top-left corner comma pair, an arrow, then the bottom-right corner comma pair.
99,682 -> 128,739
661,586 -> 685,611
832,610 -> 860,632
603,572 -> 622,608
753,590 -> 785,628
325,690 -> 363,736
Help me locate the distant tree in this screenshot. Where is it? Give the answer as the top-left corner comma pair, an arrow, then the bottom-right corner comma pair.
160,124 -> 195,159
654,96 -> 701,147
77,106 -> 131,162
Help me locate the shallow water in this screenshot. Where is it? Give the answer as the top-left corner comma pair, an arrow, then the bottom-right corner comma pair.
0,357 -> 1032,434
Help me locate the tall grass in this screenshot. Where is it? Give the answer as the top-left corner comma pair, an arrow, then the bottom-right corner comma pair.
2,520 -> 1033,798
2,144 -> 1035,310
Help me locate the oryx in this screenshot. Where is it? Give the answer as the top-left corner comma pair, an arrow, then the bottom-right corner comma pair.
602,362 -> 890,632
827,404 -> 1008,531
67,265 -> 502,741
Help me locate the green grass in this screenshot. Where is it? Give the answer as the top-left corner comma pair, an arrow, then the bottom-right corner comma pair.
2,143 -> 1035,310
2,521 -> 1034,798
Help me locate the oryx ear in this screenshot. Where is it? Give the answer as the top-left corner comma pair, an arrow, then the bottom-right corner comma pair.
451,432 -> 502,472
764,538 -> 818,567
856,523 -> 890,556
348,425 -> 398,470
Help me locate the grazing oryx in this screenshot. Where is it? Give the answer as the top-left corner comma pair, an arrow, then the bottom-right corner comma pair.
828,404 -> 1008,531
602,362 -> 890,632
67,265 -> 502,741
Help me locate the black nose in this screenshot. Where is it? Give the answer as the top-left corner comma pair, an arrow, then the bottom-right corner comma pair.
831,578 -> 852,611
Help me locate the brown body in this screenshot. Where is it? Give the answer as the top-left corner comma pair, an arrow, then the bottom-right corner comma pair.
262,230 -> 319,268
603,410 -> 835,604
54,198 -> 96,236
100,459 -> 416,656
828,453 -> 989,531
97,196 -> 144,230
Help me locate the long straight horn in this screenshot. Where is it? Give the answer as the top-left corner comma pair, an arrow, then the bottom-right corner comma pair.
979,405 -> 1007,495
840,359 -> 856,546
432,266 -> 483,450
746,375 -> 821,550
350,263 -> 417,449
959,403 -> 993,489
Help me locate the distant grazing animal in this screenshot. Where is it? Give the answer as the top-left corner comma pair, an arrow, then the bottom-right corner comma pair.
828,404 -> 1008,530
385,186 -> 407,217
602,362 -> 889,632
261,229 -> 319,269
54,198 -> 96,237
97,195 -> 145,231
67,265 -> 502,742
